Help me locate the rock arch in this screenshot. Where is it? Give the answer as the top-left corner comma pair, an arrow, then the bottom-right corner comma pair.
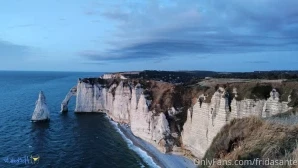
60,86 -> 77,112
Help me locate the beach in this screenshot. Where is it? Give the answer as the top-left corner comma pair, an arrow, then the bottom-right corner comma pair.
118,124 -> 197,168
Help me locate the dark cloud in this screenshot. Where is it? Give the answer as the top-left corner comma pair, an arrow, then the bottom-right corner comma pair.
81,0 -> 298,61
80,36 -> 298,61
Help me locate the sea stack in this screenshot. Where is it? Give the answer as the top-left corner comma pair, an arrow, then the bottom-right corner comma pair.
31,91 -> 50,122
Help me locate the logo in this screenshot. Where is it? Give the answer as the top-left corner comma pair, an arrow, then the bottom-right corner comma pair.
3,154 -> 40,165
31,155 -> 40,164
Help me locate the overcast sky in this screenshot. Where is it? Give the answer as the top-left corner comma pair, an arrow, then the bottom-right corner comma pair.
0,0 -> 298,72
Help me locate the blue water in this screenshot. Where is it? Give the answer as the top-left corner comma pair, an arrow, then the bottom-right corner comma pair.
0,71 -> 153,168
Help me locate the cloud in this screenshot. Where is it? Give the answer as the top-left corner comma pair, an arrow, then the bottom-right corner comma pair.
91,20 -> 101,23
80,0 -> 298,61
80,35 -> 297,61
79,49 -> 167,61
85,11 -> 98,15
81,62 -> 108,65
0,40 -> 30,58
245,61 -> 270,64
101,11 -> 129,21
8,24 -> 35,29
83,4 -> 101,16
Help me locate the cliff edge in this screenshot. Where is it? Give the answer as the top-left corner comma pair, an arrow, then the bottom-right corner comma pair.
61,72 -> 298,159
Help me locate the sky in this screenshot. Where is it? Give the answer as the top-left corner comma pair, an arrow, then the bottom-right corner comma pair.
0,0 -> 298,72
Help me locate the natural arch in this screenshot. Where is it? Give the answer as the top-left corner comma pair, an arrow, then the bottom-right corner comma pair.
60,86 -> 77,112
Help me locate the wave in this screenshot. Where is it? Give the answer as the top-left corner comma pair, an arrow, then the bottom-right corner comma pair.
106,116 -> 160,168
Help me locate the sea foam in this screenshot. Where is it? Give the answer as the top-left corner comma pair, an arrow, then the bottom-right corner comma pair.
106,116 -> 160,168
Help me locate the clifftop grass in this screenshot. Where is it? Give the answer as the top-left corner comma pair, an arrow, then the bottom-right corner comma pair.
203,116 -> 298,168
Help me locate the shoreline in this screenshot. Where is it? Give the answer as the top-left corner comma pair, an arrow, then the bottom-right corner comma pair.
118,124 -> 197,168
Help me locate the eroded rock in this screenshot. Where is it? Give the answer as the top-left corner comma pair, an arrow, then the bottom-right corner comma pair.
32,91 -> 50,122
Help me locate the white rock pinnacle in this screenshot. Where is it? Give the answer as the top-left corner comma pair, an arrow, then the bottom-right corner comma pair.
31,91 -> 50,122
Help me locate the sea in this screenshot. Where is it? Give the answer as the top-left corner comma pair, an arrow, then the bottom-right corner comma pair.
0,71 -> 158,168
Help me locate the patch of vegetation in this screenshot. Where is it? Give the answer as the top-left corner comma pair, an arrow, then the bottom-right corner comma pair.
111,85 -> 117,97
213,71 -> 298,80
124,70 -> 298,83
289,89 -> 298,107
124,70 -> 216,84
80,78 -> 122,88
271,109 -> 297,118
138,79 -> 152,90
143,89 -> 153,101
223,83 -> 275,101
203,117 -> 298,168
250,84 -> 273,100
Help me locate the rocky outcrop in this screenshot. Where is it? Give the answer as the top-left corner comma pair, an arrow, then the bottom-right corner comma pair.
32,91 -> 50,122
62,78 -> 294,159
61,86 -> 77,112
181,88 -> 291,158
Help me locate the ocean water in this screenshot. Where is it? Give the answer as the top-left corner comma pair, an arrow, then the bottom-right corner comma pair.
0,71 -> 155,168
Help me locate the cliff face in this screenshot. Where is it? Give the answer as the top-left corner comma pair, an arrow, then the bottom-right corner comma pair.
70,80 -> 172,152
61,77 -> 295,158
181,87 -> 291,158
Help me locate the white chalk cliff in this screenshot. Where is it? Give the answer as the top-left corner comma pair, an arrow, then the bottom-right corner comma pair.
62,79 -> 292,158
32,91 -> 50,121
62,80 -> 173,152
181,87 -> 291,158
101,73 -> 127,80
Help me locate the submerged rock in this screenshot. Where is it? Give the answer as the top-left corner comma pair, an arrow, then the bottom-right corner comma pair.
31,91 -> 50,122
